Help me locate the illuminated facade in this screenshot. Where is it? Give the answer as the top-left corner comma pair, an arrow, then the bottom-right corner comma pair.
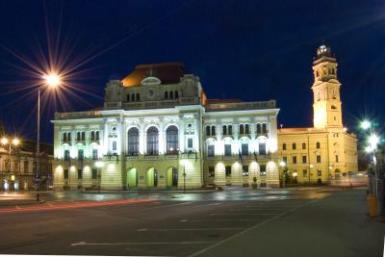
52,63 -> 280,190
277,45 -> 358,184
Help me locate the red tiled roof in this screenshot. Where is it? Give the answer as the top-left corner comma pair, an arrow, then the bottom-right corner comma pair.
122,62 -> 185,87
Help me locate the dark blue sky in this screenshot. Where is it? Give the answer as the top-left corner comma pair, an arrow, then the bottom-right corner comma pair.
0,0 -> 384,143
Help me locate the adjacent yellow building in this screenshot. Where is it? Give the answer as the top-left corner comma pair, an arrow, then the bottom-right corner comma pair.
278,45 -> 358,184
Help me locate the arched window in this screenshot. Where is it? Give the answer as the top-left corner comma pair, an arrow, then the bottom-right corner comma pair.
131,94 -> 135,102
147,127 -> 159,155
239,124 -> 244,135
127,94 -> 130,102
316,142 -> 321,149
259,143 -> 266,155
206,126 -> 211,136
175,91 -> 179,99
211,126 -> 216,136
170,91 -> 174,99
127,128 -> 139,155
164,91 -> 168,99
166,125 -> 178,153
256,124 -> 262,135
222,125 -> 227,135
136,93 -> 140,101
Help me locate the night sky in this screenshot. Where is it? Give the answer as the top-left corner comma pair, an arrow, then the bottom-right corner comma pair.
0,0 -> 384,143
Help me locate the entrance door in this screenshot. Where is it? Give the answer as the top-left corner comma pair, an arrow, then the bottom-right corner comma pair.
154,170 -> 158,187
127,168 -> 138,188
172,168 -> 178,187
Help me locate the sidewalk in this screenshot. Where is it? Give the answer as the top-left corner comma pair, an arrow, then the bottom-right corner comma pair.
189,188 -> 385,257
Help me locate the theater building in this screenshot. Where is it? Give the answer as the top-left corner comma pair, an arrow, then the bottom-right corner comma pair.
52,63 -> 280,190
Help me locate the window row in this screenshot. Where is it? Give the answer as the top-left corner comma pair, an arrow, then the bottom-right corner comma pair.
63,149 -> 99,161
282,154 -> 322,164
127,93 -> 140,102
127,125 -> 186,156
207,164 -> 267,178
205,123 -> 268,137
207,143 -> 267,157
63,168 -> 99,180
164,90 -> 179,100
62,131 -> 100,143
282,142 -> 321,151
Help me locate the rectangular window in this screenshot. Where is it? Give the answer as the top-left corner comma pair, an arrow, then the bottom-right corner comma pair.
187,138 -> 193,148
242,165 -> 249,176
292,143 -> 296,150
317,155 -> 321,163
23,161 -> 29,173
77,169 -> 83,179
208,166 -> 215,177
78,149 -> 84,160
228,125 -> 232,135
302,155 -> 307,164
262,123 -> 267,134
317,170 -> 322,177
302,143 -> 306,150
335,155 -> 339,163
81,132 -> 85,141
260,164 -> 266,174
207,145 -> 215,157
64,169 -> 69,179
283,143 -> 286,150
92,168 -> 97,180
241,143 -> 249,155
64,150 -> 70,160
225,166 -> 231,177
245,124 -> 250,134
292,156 -> 297,164
92,149 -> 98,160
96,131 -> 100,140
224,144 -> 232,156
259,143 -> 266,155
239,124 -> 244,135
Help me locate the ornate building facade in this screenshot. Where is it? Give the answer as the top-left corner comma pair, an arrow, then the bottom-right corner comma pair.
277,46 -> 358,184
52,63 -> 280,190
52,46 -> 358,190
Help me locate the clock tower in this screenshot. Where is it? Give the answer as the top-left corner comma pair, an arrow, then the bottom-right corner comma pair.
312,45 -> 343,129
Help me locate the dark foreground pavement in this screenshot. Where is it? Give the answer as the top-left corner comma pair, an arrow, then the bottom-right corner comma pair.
0,187 -> 383,257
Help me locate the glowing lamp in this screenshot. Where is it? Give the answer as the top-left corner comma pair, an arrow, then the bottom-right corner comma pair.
43,73 -> 62,88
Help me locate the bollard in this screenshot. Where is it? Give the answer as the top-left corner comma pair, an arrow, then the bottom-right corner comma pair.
367,194 -> 377,218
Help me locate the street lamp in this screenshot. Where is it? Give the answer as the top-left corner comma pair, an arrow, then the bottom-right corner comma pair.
360,120 -> 371,131
279,160 -> 286,187
36,72 -> 62,191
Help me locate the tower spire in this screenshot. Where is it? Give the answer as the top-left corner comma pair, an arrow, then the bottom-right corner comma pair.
312,45 -> 343,129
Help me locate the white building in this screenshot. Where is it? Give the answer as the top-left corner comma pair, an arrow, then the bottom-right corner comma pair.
52,63 -> 280,190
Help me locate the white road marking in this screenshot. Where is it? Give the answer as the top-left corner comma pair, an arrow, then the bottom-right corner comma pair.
209,213 -> 278,216
144,202 -> 191,210
186,200 -> 318,257
136,227 -> 244,232
71,240 -> 214,247
183,218 -> 257,222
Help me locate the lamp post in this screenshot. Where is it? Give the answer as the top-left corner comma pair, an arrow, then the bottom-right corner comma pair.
36,73 -> 62,193
360,119 -> 384,218
279,160 -> 286,187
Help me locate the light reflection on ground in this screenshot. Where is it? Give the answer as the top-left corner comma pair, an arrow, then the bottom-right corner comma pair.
0,186 -> 337,204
